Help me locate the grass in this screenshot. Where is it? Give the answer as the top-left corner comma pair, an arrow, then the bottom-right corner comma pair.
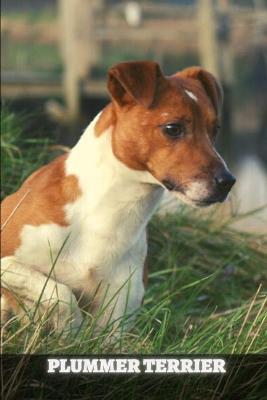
1,108 -> 267,398
2,210 -> 266,355
1,107 -> 266,354
1,106 -> 52,200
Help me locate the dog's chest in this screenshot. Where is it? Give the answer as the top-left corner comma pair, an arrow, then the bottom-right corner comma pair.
15,185 -> 162,290
65,184 -> 162,276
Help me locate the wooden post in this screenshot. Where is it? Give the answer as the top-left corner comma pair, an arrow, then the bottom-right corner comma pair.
58,0 -> 102,121
59,0 -> 80,121
197,0 -> 219,77
198,0 -> 233,164
216,0 -> 234,164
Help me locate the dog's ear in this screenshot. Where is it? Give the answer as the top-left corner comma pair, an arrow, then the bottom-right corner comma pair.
180,67 -> 223,114
107,61 -> 164,108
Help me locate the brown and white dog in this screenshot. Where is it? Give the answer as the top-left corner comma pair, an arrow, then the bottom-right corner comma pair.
1,61 -> 235,335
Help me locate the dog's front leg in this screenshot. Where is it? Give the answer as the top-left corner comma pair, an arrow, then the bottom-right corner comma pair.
1,256 -> 83,336
94,269 -> 145,334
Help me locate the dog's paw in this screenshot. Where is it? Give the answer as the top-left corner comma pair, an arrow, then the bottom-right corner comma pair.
49,290 -> 83,338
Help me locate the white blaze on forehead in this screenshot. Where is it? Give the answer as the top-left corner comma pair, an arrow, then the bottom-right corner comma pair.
161,112 -> 170,117
185,90 -> 198,102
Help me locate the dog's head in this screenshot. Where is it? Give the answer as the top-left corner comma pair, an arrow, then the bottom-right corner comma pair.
105,61 -> 235,207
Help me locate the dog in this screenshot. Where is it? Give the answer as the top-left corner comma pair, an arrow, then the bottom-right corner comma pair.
1,61 -> 235,335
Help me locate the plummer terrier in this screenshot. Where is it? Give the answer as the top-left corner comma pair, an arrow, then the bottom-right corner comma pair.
1,61 -> 235,335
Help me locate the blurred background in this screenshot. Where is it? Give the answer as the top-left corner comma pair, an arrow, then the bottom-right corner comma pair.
1,0 -> 267,232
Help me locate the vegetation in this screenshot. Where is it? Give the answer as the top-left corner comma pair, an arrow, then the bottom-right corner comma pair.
1,106 -> 266,354
1,106 -> 52,200
1,109 -> 266,398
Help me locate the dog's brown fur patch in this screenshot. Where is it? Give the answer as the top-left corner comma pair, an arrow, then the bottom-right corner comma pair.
1,154 -> 81,257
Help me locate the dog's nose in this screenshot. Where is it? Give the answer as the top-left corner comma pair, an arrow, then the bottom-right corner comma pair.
215,170 -> 236,192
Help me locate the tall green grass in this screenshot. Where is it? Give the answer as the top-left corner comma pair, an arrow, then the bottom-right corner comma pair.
1,106 -> 51,199
1,108 -> 266,357
2,209 -> 266,355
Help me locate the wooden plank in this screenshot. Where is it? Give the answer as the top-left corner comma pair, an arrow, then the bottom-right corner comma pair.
82,80 -> 108,97
1,83 -> 62,98
94,26 -> 197,41
1,80 -> 108,99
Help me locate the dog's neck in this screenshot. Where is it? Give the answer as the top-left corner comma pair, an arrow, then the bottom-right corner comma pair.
66,111 -> 164,213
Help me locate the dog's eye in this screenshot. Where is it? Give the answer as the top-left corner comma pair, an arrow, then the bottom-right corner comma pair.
162,123 -> 185,139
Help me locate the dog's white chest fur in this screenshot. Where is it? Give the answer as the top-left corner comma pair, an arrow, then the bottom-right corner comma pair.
14,115 -> 163,301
